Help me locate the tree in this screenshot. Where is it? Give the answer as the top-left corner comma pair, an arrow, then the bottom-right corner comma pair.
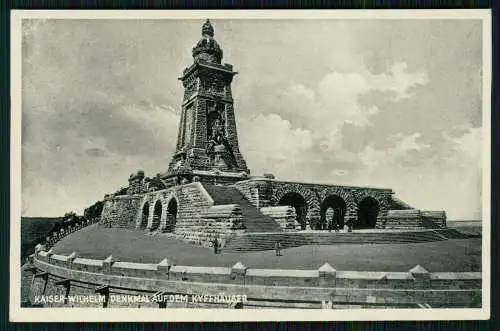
63,211 -> 77,219
84,200 -> 104,220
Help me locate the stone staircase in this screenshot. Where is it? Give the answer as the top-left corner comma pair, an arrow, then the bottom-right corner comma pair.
222,229 -> 474,252
223,232 -> 309,252
195,184 -> 474,253
439,228 -> 479,239
383,210 -> 447,229
202,184 -> 282,233
389,196 -> 415,210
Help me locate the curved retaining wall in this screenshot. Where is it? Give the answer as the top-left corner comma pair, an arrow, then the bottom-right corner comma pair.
25,248 -> 481,309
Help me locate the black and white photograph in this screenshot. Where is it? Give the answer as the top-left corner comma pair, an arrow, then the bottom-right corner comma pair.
10,10 -> 491,322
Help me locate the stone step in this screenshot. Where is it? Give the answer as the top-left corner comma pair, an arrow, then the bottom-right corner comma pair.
222,230 -> 456,252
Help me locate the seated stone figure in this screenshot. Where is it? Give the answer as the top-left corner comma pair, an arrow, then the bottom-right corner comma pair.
211,118 -> 224,144
206,118 -> 237,168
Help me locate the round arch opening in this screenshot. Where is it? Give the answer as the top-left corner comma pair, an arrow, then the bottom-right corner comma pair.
140,202 -> 149,229
356,197 -> 380,229
320,195 -> 347,230
278,192 -> 308,230
165,198 -> 178,233
151,200 -> 162,231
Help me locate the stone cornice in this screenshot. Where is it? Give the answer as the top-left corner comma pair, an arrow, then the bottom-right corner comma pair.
179,61 -> 236,81
238,177 -> 394,192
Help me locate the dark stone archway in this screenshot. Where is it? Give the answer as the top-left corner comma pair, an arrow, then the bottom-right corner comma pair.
151,200 -> 162,231
165,198 -> 178,232
320,195 -> 347,230
140,202 -> 149,229
278,192 -> 308,230
356,197 -> 380,229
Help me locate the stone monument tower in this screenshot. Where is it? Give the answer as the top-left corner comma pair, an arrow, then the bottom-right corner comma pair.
164,20 -> 250,186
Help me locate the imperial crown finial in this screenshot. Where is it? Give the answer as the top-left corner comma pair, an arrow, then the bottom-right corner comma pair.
192,19 -> 223,63
202,19 -> 214,37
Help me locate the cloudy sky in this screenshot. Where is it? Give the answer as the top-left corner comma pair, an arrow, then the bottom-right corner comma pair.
21,18 -> 485,219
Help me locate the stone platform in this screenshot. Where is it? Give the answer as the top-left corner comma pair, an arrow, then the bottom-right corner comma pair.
100,178 -> 448,249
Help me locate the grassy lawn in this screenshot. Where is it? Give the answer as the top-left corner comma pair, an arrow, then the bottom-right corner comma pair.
52,224 -> 481,272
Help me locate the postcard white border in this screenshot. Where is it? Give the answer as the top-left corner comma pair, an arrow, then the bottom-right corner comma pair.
10,9 -> 492,322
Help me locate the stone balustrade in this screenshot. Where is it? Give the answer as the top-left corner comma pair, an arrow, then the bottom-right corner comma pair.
40,218 -> 99,251
26,248 -> 481,308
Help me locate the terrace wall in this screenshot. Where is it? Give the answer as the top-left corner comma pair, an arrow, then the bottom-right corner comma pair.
101,183 -> 245,248
26,249 -> 481,309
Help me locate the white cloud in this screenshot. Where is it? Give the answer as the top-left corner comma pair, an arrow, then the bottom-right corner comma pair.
346,130 -> 482,219
239,55 -> 478,220
239,114 -> 313,178
354,132 -> 431,174
358,145 -> 387,170
375,62 -> 429,101
450,127 -> 482,163
277,62 -> 428,153
390,132 -> 431,153
287,84 -> 315,102
120,104 -> 180,138
21,102 -> 180,216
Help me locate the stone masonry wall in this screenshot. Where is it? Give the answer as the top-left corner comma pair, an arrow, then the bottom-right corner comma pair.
232,180 -> 269,208
224,102 -> 248,171
188,205 -> 246,247
101,195 -> 143,228
260,206 -> 298,231
383,210 -> 446,229
134,182 -> 213,233
101,182 -> 247,247
235,179 -> 393,229
102,177 -> 446,235
234,179 -> 446,230
421,211 -> 447,228
168,60 -> 249,174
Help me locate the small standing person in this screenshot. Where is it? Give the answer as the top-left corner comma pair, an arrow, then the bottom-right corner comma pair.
346,219 -> 353,232
212,237 -> 219,254
275,241 -> 281,256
